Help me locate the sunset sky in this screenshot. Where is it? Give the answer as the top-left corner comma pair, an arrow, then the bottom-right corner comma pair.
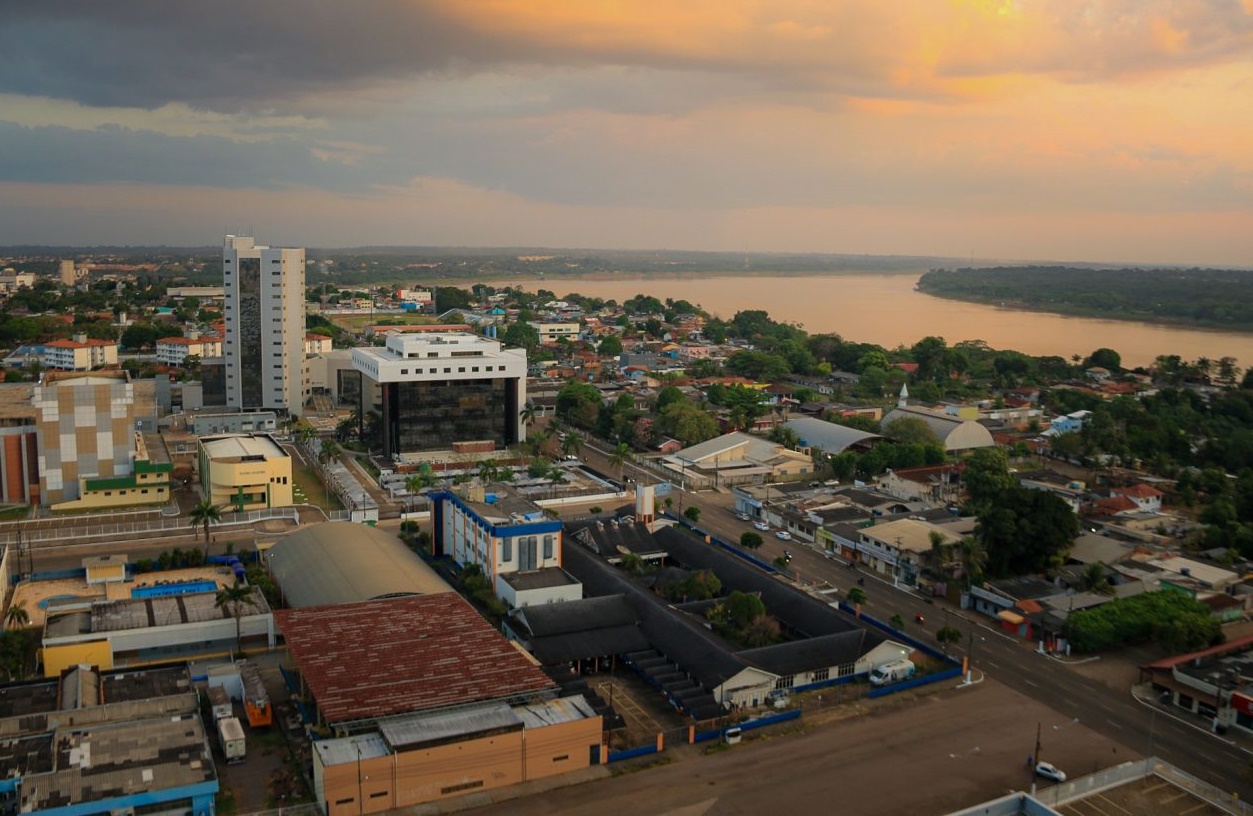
2,1 -> 1251,264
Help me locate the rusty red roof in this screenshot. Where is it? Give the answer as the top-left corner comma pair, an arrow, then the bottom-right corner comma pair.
275,594 -> 556,725
1112,483 -> 1163,499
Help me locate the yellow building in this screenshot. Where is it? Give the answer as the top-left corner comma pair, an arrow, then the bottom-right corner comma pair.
51,434 -> 172,512
197,433 -> 293,511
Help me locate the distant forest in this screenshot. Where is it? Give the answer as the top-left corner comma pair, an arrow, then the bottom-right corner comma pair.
917,266 -> 1253,331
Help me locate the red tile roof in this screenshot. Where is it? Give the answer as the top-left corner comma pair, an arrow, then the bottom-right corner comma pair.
275,594 -> 556,725
1112,484 -> 1163,499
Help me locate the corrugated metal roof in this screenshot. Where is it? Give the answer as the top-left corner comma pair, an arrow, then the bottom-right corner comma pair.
276,594 -> 558,726
266,521 -> 452,608
379,702 -> 520,750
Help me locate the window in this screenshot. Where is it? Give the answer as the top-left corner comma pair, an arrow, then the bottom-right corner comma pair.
812,668 -> 829,682
552,755 -> 569,762
458,367 -> 466,373
401,369 -> 408,375
775,675 -> 795,689
543,535 -> 553,559
441,781 -> 483,795
501,538 -> 512,562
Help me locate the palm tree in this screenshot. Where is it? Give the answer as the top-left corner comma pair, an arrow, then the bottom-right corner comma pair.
846,586 -> 867,618
928,531 -> 948,577
609,442 -> 633,484
1079,562 -> 1114,595
215,580 -> 259,655
317,438 -> 341,468
561,431 -> 584,459
295,420 -> 317,446
4,602 -> 29,630
959,535 -> 987,589
190,499 -> 222,561
478,458 -> 500,484
519,401 -> 539,428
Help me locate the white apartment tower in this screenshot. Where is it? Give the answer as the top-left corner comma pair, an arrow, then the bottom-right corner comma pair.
222,235 -> 307,415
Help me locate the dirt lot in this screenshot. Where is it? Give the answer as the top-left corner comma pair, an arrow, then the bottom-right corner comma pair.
465,678 -> 1138,816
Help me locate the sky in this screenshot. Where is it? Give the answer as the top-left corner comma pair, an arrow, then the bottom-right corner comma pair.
1,1 -> 1251,265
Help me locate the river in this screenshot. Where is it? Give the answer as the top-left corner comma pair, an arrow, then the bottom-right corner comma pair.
483,272 -> 1253,369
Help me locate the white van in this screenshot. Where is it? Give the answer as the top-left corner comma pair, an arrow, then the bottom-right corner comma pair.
869,659 -> 916,686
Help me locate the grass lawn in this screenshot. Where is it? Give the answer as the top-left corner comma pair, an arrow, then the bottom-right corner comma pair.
291,462 -> 343,513
327,313 -> 441,331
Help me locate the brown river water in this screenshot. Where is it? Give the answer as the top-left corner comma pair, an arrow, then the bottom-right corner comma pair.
484,271 -> 1253,369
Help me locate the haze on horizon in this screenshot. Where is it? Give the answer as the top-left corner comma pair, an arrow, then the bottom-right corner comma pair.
1,2 -> 1251,267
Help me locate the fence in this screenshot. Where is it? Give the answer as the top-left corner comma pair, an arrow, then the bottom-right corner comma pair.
237,804 -> 323,816
0,507 -> 300,548
692,709 -> 802,744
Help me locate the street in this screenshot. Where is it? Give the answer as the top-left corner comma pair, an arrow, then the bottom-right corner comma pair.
569,433 -> 1253,801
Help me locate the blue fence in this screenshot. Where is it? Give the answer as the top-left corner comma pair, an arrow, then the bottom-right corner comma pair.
607,743 -> 660,763
867,666 -> 963,698
693,709 -> 802,744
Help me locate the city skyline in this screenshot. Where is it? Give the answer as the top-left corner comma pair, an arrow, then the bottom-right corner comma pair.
1,2 -> 1251,266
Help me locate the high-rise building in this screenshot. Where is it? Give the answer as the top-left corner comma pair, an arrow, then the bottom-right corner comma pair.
351,332 -> 526,458
221,235 -> 306,415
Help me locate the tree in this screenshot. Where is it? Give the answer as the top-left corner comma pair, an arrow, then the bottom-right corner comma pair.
519,401 -> 538,428
683,505 -> 701,524
598,335 -> 623,356
4,602 -> 29,630
936,626 -> 963,656
958,536 -> 987,588
317,438 -> 341,467
561,431 -> 584,458
928,530 -> 948,576
1084,348 -> 1122,371
962,447 -> 1016,508
890,613 -> 906,630
883,416 -> 941,447
846,586 -> 867,615
1079,562 -> 1114,595
609,442 -> 633,483
190,499 -> 222,561
215,580 -> 258,654
501,321 -> 540,352
740,531 -> 764,550
656,400 -> 719,446
976,487 -> 1079,577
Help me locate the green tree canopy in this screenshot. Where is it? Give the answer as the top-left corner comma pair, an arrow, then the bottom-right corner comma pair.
977,487 -> 1079,577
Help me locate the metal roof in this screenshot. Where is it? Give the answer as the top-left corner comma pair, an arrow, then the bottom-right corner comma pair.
266,521 -> 452,608
275,594 -> 558,726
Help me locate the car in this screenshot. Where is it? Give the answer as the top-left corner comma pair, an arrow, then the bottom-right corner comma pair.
775,530 -> 792,540
1034,762 -> 1066,783
735,512 -> 751,521
754,521 -> 770,531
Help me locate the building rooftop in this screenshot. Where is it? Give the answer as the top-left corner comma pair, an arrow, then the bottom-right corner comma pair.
499,568 -> 580,592
266,521 -> 453,608
21,712 -> 215,812
859,517 -> 962,553
199,433 -> 288,461
276,594 -> 558,726
44,587 -> 269,639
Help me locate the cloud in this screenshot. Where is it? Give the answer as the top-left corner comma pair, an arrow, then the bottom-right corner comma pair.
5,2 -> 1250,118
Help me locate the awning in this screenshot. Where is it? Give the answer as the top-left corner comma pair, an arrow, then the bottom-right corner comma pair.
997,610 -> 1025,625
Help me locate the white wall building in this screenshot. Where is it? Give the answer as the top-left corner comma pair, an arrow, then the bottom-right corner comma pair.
156,334 -> 222,367
222,235 -> 307,415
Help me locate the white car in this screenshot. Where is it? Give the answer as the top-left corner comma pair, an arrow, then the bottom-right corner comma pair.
775,530 -> 792,540
1035,762 -> 1066,783
753,521 -> 770,531
735,512 -> 751,521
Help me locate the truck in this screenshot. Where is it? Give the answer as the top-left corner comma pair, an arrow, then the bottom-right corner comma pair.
217,716 -> 246,764
869,659 -> 915,686
207,685 -> 233,723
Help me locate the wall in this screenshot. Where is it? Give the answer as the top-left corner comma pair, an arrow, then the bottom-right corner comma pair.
318,718 -> 600,815
42,639 -> 114,676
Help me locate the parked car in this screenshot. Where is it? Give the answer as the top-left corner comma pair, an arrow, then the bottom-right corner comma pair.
775,530 -> 791,540
735,512 -> 751,521
754,521 -> 770,531
1035,762 -> 1067,783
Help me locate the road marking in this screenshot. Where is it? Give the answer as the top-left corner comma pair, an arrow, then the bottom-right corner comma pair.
985,661 -> 999,669
1023,678 -> 1039,688
1105,719 -> 1123,730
